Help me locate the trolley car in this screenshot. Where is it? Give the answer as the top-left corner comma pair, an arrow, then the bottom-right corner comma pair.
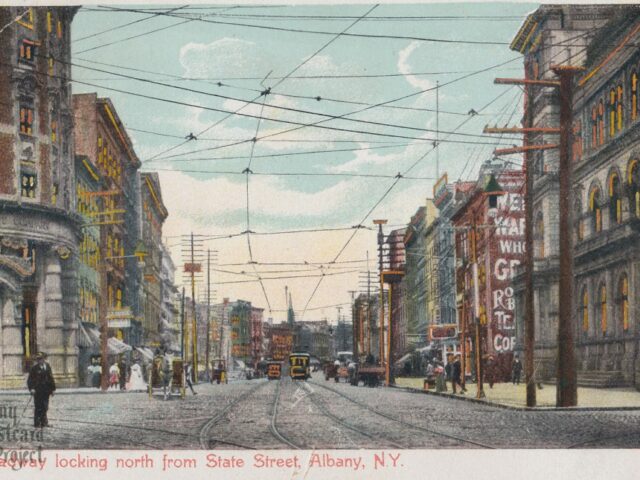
267,361 -> 282,380
289,352 -> 311,380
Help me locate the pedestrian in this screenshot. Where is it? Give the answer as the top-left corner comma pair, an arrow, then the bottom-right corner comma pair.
27,352 -> 56,428
435,362 -> 447,392
512,355 -> 523,385
117,356 -> 128,391
485,355 -> 496,388
451,355 -> 466,394
184,362 -> 197,395
109,362 -> 120,390
444,359 -> 452,382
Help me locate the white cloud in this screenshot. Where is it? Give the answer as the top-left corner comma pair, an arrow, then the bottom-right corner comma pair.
397,41 -> 436,93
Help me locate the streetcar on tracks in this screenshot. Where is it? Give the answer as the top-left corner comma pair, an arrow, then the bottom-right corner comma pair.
289,353 -> 311,380
267,361 -> 282,380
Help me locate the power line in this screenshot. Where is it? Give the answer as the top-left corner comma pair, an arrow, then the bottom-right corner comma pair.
67,58 -> 517,144
73,5 -> 190,43
148,167 -> 435,180
82,6 -> 515,46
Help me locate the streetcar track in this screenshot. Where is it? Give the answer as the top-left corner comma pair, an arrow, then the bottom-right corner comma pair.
301,381 -> 406,448
198,379 -> 270,449
309,379 -> 496,449
268,378 -> 303,449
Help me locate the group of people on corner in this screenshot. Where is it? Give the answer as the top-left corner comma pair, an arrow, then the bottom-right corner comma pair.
424,354 -> 526,394
425,354 -> 467,394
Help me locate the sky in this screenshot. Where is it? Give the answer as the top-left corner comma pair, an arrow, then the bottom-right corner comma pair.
70,2 -> 535,323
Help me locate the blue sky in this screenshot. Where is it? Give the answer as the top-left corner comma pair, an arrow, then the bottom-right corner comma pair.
71,2 -> 535,322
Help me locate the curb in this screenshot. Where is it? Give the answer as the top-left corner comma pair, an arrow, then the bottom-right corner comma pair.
0,389 -> 150,396
389,384 -> 640,412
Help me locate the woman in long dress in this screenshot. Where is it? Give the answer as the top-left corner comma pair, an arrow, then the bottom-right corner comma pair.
127,362 -> 146,391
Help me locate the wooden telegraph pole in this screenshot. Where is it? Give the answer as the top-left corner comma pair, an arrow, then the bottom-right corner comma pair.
489,64 -> 582,407
374,220 -> 387,368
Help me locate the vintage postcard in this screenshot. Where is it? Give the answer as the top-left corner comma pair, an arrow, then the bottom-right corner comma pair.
0,1 -> 639,478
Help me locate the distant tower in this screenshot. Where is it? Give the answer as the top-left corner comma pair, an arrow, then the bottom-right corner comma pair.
287,290 -> 295,326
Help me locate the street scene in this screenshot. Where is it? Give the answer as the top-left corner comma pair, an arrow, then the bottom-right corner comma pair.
1,2 -> 640,455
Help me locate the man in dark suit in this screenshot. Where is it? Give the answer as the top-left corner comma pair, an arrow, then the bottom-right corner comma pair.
27,352 -> 56,428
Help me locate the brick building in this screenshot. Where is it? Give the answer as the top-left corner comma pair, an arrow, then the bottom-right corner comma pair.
73,93 -> 143,346
0,7 -> 80,387
452,160 -> 525,380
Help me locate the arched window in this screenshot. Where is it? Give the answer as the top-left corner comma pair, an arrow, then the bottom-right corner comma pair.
608,171 -> 622,224
610,88 -> 616,138
632,71 -> 638,122
617,84 -> 624,131
618,274 -> 629,332
572,120 -> 583,162
581,287 -> 589,333
598,99 -> 605,145
591,106 -> 597,147
575,197 -> 584,241
628,159 -> 640,218
599,283 -> 607,335
534,212 -> 544,258
590,186 -> 602,233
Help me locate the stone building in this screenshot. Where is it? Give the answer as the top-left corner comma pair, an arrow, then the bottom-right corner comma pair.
250,306 -> 264,368
73,93 -> 142,346
510,5 -> 640,386
0,7 -> 80,388
159,242 -> 179,352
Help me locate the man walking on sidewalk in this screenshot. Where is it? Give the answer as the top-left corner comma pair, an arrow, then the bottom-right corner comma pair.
27,352 -> 56,428
451,355 -> 466,394
512,355 -> 523,385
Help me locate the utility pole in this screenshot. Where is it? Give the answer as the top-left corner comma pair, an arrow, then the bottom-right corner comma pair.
553,65 -> 580,407
180,287 -> 185,359
206,249 -> 211,382
490,65 -> 582,407
349,290 -> 358,360
374,220 -> 387,367
190,232 -> 198,383
471,222 -> 485,399
366,251 -> 372,356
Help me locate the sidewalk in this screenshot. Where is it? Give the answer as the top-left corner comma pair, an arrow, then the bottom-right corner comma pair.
395,377 -> 640,410
0,387 -> 147,396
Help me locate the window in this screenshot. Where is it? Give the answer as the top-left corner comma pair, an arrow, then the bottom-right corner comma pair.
599,284 -> 607,335
19,39 -> 35,62
17,8 -> 34,29
534,212 -> 544,258
628,159 -> 640,218
51,183 -> 58,205
617,84 -> 624,131
610,88 -> 616,138
590,186 -> 602,233
598,99 -> 605,146
116,288 -> 122,309
632,71 -> 638,122
56,20 -> 62,39
591,106 -> 597,147
19,106 -> 33,135
619,274 -> 629,332
575,198 -> 584,242
582,287 -> 589,333
609,172 -> 622,224
50,120 -> 57,142
48,56 -> 54,76
21,172 -> 36,198
46,11 -> 52,33
572,120 -> 583,162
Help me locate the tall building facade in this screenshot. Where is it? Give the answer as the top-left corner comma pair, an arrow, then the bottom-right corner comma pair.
0,7 -> 80,387
510,5 -> 640,386
452,161 -> 525,380
73,93 -> 143,346
139,172 -> 168,347
403,207 -> 427,350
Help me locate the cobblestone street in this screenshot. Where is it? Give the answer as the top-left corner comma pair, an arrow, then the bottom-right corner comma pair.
2,372 -> 640,450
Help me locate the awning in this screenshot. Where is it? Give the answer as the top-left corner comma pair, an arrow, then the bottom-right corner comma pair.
108,337 -> 132,355
77,322 -> 101,350
135,347 -> 154,362
234,359 -> 246,369
394,353 -> 413,366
